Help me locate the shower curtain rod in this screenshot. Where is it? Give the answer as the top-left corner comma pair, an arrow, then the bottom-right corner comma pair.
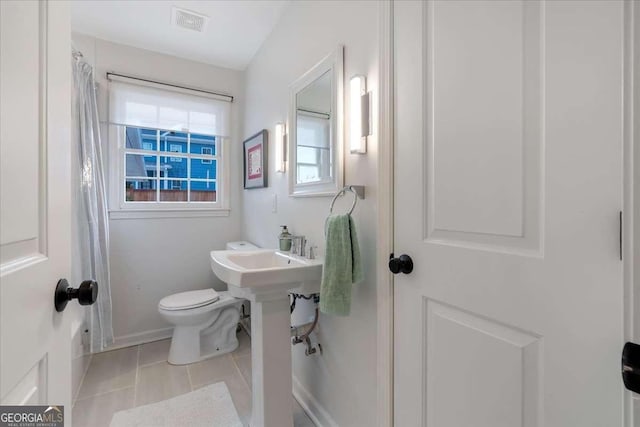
106,72 -> 234,103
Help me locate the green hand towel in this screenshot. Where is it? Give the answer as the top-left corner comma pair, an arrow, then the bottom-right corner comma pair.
320,214 -> 364,316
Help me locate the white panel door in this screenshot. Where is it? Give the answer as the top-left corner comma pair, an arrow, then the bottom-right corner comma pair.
394,1 -> 625,426
0,0 -> 72,413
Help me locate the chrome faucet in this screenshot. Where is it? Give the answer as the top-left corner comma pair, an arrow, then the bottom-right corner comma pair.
299,236 -> 306,257
291,235 -> 306,256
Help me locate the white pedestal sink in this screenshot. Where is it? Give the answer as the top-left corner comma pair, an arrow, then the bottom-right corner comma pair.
210,250 -> 322,427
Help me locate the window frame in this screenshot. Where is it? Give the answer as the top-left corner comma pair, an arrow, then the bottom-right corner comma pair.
168,144 -> 183,162
201,147 -> 213,164
108,125 -> 229,219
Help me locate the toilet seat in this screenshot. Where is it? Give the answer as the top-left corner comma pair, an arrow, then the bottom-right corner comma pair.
159,289 -> 220,311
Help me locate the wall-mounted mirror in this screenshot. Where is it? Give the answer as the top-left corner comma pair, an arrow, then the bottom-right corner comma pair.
289,46 -> 344,197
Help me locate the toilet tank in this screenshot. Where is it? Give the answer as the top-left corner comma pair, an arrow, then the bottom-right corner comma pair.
226,241 -> 259,251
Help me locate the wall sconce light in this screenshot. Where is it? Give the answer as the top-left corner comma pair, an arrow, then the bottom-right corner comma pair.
349,75 -> 371,154
275,122 -> 287,173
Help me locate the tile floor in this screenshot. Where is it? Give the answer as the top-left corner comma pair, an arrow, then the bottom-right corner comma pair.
73,330 -> 314,427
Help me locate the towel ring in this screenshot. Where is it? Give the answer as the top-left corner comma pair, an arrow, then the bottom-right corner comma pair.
329,186 -> 358,215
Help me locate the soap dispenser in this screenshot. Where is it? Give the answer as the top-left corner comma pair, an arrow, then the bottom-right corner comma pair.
278,225 -> 292,251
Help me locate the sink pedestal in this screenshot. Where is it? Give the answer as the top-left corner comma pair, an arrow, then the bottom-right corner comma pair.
209,249 -> 323,427
232,288 -> 293,427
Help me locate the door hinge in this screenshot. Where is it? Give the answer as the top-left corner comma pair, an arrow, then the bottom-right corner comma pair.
619,211 -> 623,261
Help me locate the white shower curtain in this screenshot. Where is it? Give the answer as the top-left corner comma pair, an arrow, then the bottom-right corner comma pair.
73,54 -> 114,352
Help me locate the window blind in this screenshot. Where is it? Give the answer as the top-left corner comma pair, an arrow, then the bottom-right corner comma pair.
108,80 -> 231,137
297,113 -> 330,148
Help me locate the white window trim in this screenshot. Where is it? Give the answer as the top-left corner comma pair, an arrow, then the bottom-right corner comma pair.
168,144 -> 182,162
201,147 -> 213,164
108,126 -> 230,219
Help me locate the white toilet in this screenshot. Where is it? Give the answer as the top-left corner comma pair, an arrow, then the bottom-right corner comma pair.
158,241 -> 257,365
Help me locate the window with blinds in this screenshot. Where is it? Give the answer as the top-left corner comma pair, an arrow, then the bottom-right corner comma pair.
107,75 -> 232,215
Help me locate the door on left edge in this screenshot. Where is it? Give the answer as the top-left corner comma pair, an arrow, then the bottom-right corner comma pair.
0,0 -> 73,417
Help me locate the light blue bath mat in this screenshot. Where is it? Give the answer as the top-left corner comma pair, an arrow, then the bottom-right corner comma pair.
109,382 -> 242,427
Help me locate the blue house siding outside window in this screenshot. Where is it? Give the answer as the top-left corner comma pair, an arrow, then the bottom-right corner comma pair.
125,126 -> 218,202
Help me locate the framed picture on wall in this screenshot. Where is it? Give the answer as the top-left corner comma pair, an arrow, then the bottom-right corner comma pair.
243,130 -> 268,189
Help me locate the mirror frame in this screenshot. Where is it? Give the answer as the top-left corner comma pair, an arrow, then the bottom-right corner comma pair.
288,45 -> 344,197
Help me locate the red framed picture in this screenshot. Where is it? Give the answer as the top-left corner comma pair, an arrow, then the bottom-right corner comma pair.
243,130 -> 268,189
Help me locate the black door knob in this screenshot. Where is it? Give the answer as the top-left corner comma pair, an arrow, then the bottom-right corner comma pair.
54,279 -> 98,312
622,342 -> 640,393
388,253 -> 414,275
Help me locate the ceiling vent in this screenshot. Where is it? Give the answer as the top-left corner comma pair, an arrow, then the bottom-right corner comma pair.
172,7 -> 208,33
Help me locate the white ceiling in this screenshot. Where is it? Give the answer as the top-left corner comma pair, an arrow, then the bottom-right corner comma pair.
71,1 -> 289,70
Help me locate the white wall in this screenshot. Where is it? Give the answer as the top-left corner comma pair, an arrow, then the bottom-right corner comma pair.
242,2 -> 379,425
72,34 -> 245,345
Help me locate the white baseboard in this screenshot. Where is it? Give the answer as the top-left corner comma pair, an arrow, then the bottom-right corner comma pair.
109,327 -> 173,351
293,376 -> 337,427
